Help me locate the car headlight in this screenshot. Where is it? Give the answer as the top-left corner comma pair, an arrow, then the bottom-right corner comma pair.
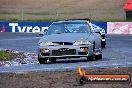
74,40 -> 92,45
39,42 -> 54,46
45,42 -> 54,45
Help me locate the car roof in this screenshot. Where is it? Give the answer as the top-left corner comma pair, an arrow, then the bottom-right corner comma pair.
53,20 -> 89,23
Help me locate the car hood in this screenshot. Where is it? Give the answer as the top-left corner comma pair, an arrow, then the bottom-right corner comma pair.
39,33 -> 94,42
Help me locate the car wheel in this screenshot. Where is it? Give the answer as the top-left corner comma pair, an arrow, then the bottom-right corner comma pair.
95,54 -> 102,60
49,58 -> 56,63
86,42 -> 96,61
38,57 -> 48,64
101,41 -> 106,48
87,55 -> 95,61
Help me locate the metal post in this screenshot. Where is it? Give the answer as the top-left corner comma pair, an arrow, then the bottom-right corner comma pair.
22,8 -> 24,21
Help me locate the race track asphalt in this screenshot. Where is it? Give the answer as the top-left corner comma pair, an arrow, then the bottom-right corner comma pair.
0,33 -> 132,72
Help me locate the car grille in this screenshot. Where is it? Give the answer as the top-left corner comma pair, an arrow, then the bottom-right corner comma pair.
52,49 -> 76,56
52,42 -> 73,45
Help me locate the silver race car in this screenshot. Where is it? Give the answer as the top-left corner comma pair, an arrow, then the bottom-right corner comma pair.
38,20 -> 102,64
89,22 -> 106,48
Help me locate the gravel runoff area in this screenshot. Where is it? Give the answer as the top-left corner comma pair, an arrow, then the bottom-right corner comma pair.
0,48 -> 38,67
0,67 -> 132,88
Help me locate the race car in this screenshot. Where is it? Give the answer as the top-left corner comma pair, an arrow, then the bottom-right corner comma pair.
38,20 -> 102,64
89,22 -> 106,48
66,19 -> 106,48
123,0 -> 132,20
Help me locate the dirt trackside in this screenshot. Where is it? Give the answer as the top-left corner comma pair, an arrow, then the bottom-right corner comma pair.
0,67 -> 132,88
0,0 -> 126,20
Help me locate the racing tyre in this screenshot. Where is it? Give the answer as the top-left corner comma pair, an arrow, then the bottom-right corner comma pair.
101,41 -> 106,48
49,58 -> 56,63
95,54 -> 102,60
87,42 -> 96,61
38,57 -> 48,64
126,11 -> 132,20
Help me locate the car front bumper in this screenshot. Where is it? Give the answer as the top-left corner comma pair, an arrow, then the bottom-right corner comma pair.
38,45 -> 94,58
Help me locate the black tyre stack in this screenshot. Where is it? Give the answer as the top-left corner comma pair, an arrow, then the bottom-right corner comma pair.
126,11 -> 132,20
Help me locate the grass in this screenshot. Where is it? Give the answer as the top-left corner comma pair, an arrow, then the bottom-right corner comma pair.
0,11 -> 18,15
0,51 -> 17,61
0,18 -> 59,22
0,0 -> 127,22
0,18 -> 132,22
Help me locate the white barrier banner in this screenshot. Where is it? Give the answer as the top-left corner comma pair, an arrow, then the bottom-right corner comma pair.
107,22 -> 132,34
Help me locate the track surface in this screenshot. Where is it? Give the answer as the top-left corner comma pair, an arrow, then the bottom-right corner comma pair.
0,33 -> 132,72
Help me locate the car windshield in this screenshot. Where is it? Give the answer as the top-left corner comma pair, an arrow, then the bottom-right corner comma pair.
47,22 -> 91,35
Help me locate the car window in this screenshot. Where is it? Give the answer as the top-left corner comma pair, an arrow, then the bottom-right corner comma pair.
47,22 -> 90,35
